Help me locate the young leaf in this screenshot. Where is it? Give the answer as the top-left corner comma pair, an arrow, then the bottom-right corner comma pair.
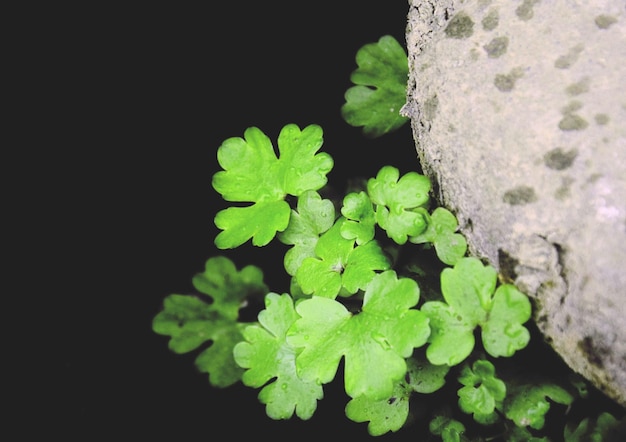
429,416 -> 466,442
422,257 -> 532,365
287,270 -> 430,401
277,190 -> 336,276
212,124 -> 333,248
481,284 -> 531,357
457,359 -> 506,422
503,381 -> 574,430
564,412 -> 621,442
409,207 -> 468,266
295,217 -> 390,298
340,190 -> 376,245
233,293 -> 324,420
152,295 -> 244,387
341,35 -> 409,138
405,352 -> 450,394
367,165 -> 431,244
345,382 -> 411,436
191,256 -> 268,321
152,256 -> 268,387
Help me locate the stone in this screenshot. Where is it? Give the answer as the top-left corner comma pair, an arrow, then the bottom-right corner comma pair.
402,0 -> 626,406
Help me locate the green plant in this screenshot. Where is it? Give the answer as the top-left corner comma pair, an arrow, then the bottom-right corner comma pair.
153,35 -> 624,440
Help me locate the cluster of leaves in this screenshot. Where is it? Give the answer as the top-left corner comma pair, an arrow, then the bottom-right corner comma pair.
152,35 -> 624,440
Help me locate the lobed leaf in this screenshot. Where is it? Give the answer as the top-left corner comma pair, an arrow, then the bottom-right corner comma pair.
409,207 -> 467,265
345,382 -> 411,436
295,218 -> 390,298
429,416 -> 466,442
152,256 -> 268,387
288,270 -> 430,400
152,295 -> 244,387
481,284 -> 531,357
367,165 -> 430,244
191,256 -> 268,321
341,35 -> 409,138
564,412 -> 621,442
405,352 -> 450,394
278,190 -> 336,276
233,293 -> 323,420
423,257 -> 532,365
503,381 -> 574,430
212,124 -> 333,248
340,190 -> 376,245
457,359 -> 506,421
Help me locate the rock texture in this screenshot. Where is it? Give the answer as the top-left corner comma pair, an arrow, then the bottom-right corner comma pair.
402,0 -> 626,406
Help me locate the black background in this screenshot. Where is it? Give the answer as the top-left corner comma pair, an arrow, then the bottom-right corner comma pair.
38,2 -> 437,440
17,2 -> 626,440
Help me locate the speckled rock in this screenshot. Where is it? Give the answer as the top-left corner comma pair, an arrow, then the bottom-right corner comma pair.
402,0 -> 626,406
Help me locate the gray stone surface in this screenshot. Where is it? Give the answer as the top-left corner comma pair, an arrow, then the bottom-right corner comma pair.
402,0 -> 626,406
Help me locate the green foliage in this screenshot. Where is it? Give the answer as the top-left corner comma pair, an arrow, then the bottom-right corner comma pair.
367,165 -> 431,244
278,189 -> 336,276
346,381 -> 412,436
153,33 -> 625,441
233,293 -> 323,420
152,256 -> 268,387
212,124 -> 333,248
410,207 -> 468,266
429,416 -> 466,442
294,217 -> 391,298
564,412 -> 621,441
503,380 -> 574,430
422,257 -> 531,366
457,359 -> 506,424
341,35 -> 409,137
288,270 -> 430,400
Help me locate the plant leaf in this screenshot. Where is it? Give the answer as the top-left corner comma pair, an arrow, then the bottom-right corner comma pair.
345,382 -> 411,436
409,207 -> 467,265
233,293 -> 324,420
504,381 -> 574,430
341,35 -> 409,138
212,124 -> 333,248
422,257 -> 532,365
152,256 -> 268,387
367,165 -> 431,244
405,352 -> 450,394
191,256 -> 268,321
481,284 -> 531,357
278,190 -> 336,276
288,270 -> 430,400
295,218 -> 390,298
429,416 -> 466,442
340,190 -> 376,245
457,359 -> 506,420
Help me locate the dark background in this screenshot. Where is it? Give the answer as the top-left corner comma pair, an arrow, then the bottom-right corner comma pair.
38,2 -> 436,440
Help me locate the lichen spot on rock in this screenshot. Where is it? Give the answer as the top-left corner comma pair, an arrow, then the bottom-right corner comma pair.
483,36 -> 509,58
565,77 -> 590,96
516,0 -> 540,21
423,95 -> 439,122
558,114 -> 589,131
595,14 -> 618,29
544,148 -> 578,170
503,186 -> 538,205
482,8 -> 499,31
555,177 -> 574,200
595,113 -> 610,125
554,44 -> 585,69
493,68 -> 524,92
444,12 -> 474,39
